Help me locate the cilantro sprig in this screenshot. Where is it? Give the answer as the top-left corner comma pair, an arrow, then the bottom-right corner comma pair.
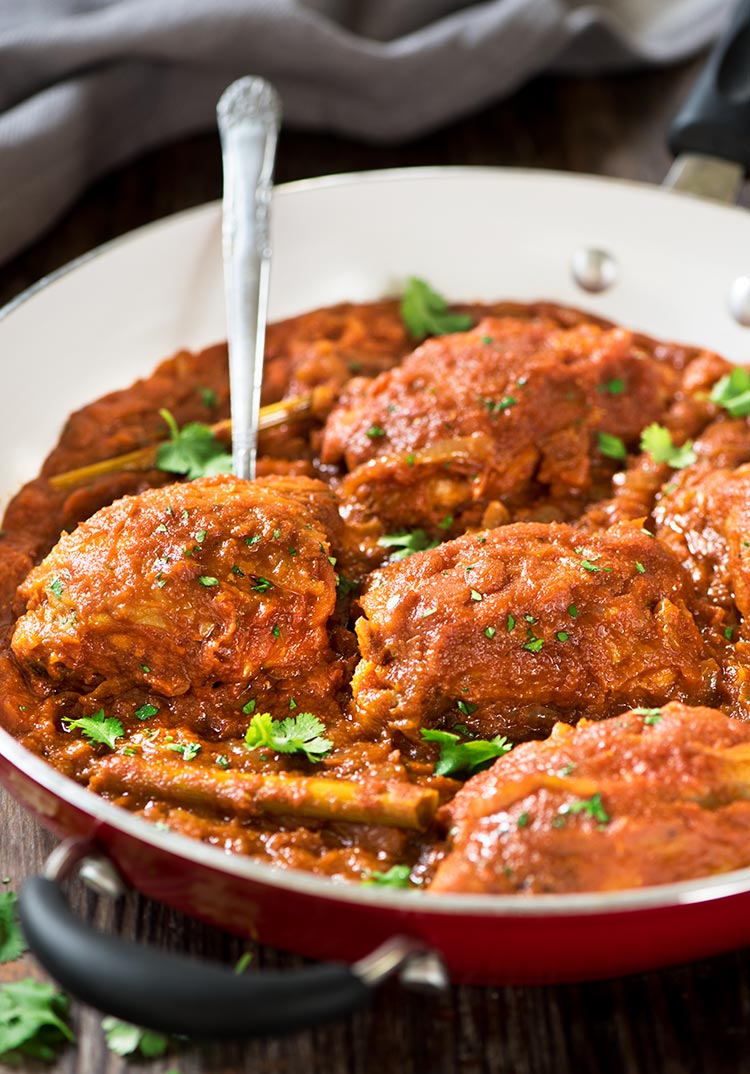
0,892 -> 27,965
639,424 -> 696,469
421,728 -> 512,778
362,865 -> 413,888
377,529 -> 440,561
63,709 -> 123,750
102,1017 -> 170,1058
156,409 -> 233,480
401,277 -> 474,339
244,712 -> 332,763
710,367 -> 750,417
0,979 -> 74,1064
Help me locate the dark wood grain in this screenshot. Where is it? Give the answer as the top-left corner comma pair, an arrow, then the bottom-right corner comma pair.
1,56 -> 750,1074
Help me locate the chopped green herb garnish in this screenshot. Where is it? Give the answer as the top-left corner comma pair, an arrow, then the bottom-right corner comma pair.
63,709 -> 123,750
438,514 -> 453,530
484,626 -> 496,639
568,605 -> 578,618
216,754 -> 230,769
406,453 -> 415,466
242,699 -> 256,715
507,614 -> 516,631
643,714 -> 663,725
198,576 -> 219,587
377,529 -> 439,560
599,377 -> 625,394
725,625 -> 735,640
244,711 -> 332,763
271,624 -> 280,638
134,704 -> 158,720
456,700 -> 478,716
167,742 -> 201,761
195,529 -> 207,543
640,423 -> 696,469
481,335 -> 494,345
635,561 -> 646,574
470,589 -> 482,602
234,952 -> 253,975
597,431 -> 627,460
366,425 -> 386,439
49,576 -> 64,599
563,792 -> 610,824
632,707 -> 662,717
156,409 -> 232,479
246,535 -> 262,546
420,606 -> 437,618
421,728 -> 512,778
400,277 -> 473,338
517,812 -> 530,828
199,386 -> 217,409
709,367 -> 750,417
250,577 -> 273,593
556,631 -> 569,642
523,636 -> 544,652
362,865 -> 413,888
154,523 -> 168,533
481,396 -> 517,414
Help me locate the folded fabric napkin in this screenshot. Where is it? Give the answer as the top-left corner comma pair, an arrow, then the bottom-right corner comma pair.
0,0 -> 731,266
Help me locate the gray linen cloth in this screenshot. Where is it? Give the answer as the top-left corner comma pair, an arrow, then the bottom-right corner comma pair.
0,0 -> 731,264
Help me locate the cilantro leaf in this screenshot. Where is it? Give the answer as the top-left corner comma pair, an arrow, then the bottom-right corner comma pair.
562,792 -> 610,824
0,978 -> 73,1063
640,423 -> 696,469
362,865 -> 413,888
102,1016 -> 169,1058
710,367 -> 750,417
377,529 -> 440,561
156,409 -> 233,480
400,277 -> 474,339
421,728 -> 512,778
244,712 -> 332,763
63,709 -> 123,750
0,892 -> 27,965
596,431 -> 627,460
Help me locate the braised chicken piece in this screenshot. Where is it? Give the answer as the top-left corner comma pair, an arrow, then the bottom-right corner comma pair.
652,419 -> 750,614
12,474 -> 345,700
322,317 -> 681,554
430,702 -> 750,894
350,521 -> 719,743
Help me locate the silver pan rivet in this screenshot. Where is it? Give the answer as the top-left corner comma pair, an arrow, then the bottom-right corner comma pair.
571,248 -> 618,293
729,276 -> 750,327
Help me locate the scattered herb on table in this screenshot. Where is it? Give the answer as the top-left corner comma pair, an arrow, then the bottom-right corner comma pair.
0,979 -> 74,1064
102,1016 -> 170,1058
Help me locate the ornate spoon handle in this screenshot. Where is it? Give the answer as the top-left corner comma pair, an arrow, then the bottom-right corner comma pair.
217,77 -> 282,481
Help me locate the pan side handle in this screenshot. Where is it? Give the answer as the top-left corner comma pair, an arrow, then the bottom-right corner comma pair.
18,865 -> 443,1039
668,0 -> 750,170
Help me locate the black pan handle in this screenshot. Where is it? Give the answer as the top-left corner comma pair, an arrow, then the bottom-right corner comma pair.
19,873 -> 439,1039
668,0 -> 750,169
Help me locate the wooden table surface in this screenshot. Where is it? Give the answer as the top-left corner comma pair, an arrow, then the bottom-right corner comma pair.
1,55 -> 750,1074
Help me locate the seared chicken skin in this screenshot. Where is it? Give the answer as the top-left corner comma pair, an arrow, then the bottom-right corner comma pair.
12,475 -> 345,699
350,521 -> 720,743
431,702 -> 750,894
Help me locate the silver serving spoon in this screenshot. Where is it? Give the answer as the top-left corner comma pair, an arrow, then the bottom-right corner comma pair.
216,77 -> 282,481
